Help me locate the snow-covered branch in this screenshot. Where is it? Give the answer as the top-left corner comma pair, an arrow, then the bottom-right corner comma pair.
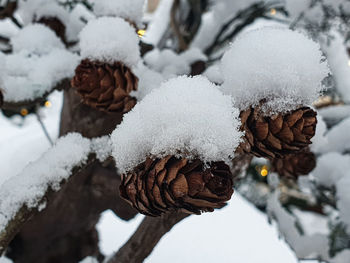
0,133 -> 94,254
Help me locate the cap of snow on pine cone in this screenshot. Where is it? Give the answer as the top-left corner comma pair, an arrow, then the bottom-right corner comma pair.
221,27 -> 328,158
221,27 -> 330,114
90,0 -> 146,28
72,17 -> 140,113
111,76 -> 244,215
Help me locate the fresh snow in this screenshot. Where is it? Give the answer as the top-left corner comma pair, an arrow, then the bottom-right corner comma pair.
321,30 -> 350,103
90,0 -> 145,27
221,27 -> 330,114
18,0 -> 69,26
111,76 -> 243,174
143,48 -> 206,79
318,105 -> 350,126
142,0 -> 173,45
0,133 -> 91,231
91,136 -> 112,163
312,152 -> 350,233
267,191 -> 330,260
11,24 -> 64,55
79,17 -> 140,67
132,62 -> 164,101
2,49 -> 79,102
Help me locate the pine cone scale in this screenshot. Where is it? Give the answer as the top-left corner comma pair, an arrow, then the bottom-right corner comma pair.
72,59 -> 138,113
239,105 -> 317,158
120,156 -> 234,216
272,149 -> 316,179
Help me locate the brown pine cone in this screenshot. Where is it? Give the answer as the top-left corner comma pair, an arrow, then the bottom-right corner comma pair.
237,105 -> 317,159
71,59 -> 138,113
272,149 -> 316,179
120,156 -> 234,216
37,17 -> 66,43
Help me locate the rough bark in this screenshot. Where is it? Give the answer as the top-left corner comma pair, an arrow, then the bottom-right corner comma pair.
8,88 -> 137,263
108,212 -> 189,263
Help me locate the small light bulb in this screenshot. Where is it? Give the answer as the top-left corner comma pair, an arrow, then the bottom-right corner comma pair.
45,101 -> 52,108
348,60 -> 350,67
270,8 -> 277,15
260,165 -> 269,177
20,108 -> 28,116
137,29 -> 146,38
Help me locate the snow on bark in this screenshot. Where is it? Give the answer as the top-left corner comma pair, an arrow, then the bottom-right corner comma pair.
0,133 -> 91,231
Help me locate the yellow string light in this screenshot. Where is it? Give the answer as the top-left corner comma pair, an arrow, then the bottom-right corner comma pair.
270,8 -> 277,15
45,101 -> 52,108
20,108 -> 28,116
137,29 -> 146,38
260,165 -> 269,177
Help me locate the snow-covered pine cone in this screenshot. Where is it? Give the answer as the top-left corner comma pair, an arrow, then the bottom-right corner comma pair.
237,105 -> 317,159
120,156 -> 234,216
37,17 -> 66,43
71,59 -> 138,113
272,149 -> 316,179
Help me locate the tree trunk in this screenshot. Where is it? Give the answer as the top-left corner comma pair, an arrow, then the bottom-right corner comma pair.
8,88 -> 137,263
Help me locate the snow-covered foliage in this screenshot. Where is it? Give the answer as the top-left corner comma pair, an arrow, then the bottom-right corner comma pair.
79,17 -> 140,67
111,76 -> 243,174
11,24 -> 64,55
18,0 -> 69,25
0,133 -> 91,231
132,63 -> 164,101
1,49 -> 79,102
267,191 -> 330,260
221,27 -> 330,114
192,0 -> 276,50
90,0 -> 145,27
320,31 -> 350,103
143,48 -> 206,78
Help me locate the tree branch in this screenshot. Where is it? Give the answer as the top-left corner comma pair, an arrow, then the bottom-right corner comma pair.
1,78 -> 70,112
107,212 -> 189,263
107,153 -> 253,263
0,135 -> 95,255
170,0 -> 188,51
205,2 -> 280,57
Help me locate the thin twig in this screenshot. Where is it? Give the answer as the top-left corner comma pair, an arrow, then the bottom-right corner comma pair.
205,2 -> 281,56
0,155 -> 96,255
35,111 -> 54,146
10,15 -> 21,28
